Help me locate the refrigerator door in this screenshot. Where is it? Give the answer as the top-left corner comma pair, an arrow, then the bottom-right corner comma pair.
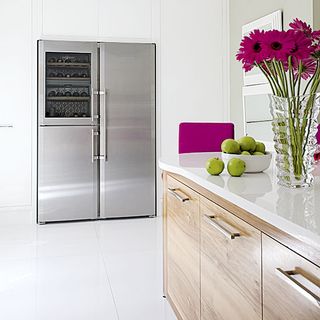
38,126 -> 98,223
38,40 -> 98,126
99,43 -> 156,218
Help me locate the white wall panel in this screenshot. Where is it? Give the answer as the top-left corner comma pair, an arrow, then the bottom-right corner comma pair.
42,0 -> 99,37
0,0 -> 32,208
160,0 -> 227,158
98,0 -> 152,39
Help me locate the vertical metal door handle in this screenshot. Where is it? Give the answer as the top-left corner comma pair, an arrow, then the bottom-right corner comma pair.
276,268 -> 320,307
204,215 -> 240,240
91,87 -> 95,123
91,129 -> 95,163
91,130 -> 99,162
103,89 -> 107,161
167,188 -> 190,202
91,88 -> 99,123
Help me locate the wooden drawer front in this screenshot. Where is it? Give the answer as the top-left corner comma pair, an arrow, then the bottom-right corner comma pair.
167,175 -> 200,230
263,234 -> 320,320
166,175 -> 200,320
200,196 -> 261,320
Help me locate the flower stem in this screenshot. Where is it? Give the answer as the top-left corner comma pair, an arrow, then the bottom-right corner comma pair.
303,60 -> 319,95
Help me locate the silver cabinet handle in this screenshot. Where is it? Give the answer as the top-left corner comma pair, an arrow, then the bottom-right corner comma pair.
276,268 -> 320,307
0,124 -> 13,128
167,188 -> 190,202
204,214 -> 240,240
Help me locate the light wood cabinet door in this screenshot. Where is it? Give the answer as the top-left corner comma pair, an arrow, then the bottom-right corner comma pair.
200,196 -> 261,320
263,234 -> 320,320
165,175 -> 200,320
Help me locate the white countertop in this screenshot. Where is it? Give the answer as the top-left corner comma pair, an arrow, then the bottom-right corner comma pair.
159,152 -> 320,251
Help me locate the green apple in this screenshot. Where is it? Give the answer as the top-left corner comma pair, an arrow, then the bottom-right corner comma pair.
241,151 -> 251,155
253,151 -> 265,156
238,136 -> 256,152
221,139 -> 240,154
206,158 -> 225,175
255,141 -> 266,154
227,158 -> 246,177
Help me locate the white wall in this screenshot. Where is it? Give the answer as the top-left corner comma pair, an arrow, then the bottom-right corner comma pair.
160,0 -> 228,158
0,1 -> 33,224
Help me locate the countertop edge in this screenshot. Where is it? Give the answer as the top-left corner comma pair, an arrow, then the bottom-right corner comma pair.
159,160 -> 320,264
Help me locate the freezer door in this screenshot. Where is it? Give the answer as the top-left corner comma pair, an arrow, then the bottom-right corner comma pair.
99,43 -> 156,218
38,126 -> 98,223
38,40 -> 98,126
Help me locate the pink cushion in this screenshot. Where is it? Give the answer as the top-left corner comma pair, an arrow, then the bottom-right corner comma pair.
179,122 -> 234,154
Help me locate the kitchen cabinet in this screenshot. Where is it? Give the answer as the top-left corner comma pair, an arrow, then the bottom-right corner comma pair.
263,234 -> 320,320
42,0 -> 99,37
163,172 -> 320,320
98,0 -> 152,39
200,197 -> 261,320
0,0 -> 32,208
41,0 -> 153,40
165,175 -> 200,320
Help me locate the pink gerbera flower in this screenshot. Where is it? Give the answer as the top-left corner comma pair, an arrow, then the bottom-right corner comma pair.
312,43 -> 320,58
262,30 -> 295,62
289,18 -> 320,41
242,61 -> 254,72
289,19 -> 312,37
236,29 -> 266,68
288,30 -> 313,61
312,30 -> 320,40
293,58 -> 317,80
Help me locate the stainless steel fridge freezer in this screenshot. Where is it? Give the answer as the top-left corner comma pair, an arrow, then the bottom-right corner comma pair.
37,40 -> 156,223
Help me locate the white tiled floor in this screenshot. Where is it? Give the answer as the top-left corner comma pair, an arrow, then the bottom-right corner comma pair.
0,217 -> 177,320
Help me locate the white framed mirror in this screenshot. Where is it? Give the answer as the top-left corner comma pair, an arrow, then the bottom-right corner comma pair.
242,84 -> 273,142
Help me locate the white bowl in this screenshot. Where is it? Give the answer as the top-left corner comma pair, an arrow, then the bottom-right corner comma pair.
221,152 -> 272,173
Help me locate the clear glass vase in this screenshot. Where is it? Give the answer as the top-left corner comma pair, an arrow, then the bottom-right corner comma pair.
269,94 -> 320,188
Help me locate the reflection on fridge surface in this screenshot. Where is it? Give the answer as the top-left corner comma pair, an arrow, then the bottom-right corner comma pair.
38,40 -> 156,223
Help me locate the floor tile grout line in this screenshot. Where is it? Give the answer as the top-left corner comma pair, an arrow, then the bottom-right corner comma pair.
94,222 -> 120,320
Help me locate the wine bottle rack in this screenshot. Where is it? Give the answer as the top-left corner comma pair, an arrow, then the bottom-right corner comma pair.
47,97 -> 90,101
46,77 -> 91,81
45,51 -> 92,119
47,62 -> 90,68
